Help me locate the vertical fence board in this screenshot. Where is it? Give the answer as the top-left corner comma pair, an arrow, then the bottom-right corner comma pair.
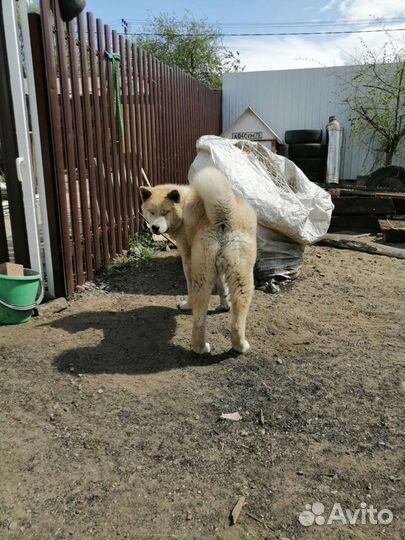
143,53 -> 154,183
97,19 -> 116,257
132,44 -> 143,208
105,27 -> 122,254
88,13 -> 109,267
67,19 -> 93,280
137,48 -> 149,185
124,38 -> 136,235
53,0 -> 84,284
112,31 -> 127,249
77,12 -> 101,272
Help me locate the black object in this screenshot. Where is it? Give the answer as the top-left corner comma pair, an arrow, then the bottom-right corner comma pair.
288,143 -> 326,158
277,143 -> 288,157
292,157 -> 325,173
366,166 -> 405,192
285,129 -> 322,145
303,171 -> 326,183
59,0 -> 86,22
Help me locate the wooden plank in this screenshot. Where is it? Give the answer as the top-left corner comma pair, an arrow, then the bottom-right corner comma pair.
148,53 -> 158,186
379,219 -> 405,243
28,12 -> 66,295
54,0 -> 84,285
329,188 -> 405,199
132,44 -> 143,218
39,1 -> 73,294
332,196 -> 395,216
113,30 -> 127,250
379,219 -> 405,231
68,18 -> 93,281
137,48 -> 149,185
124,38 -> 136,235
97,18 -> 116,258
105,26 -> 122,254
154,57 -> 163,185
88,13 -> 109,267
77,12 -> 101,273
159,61 -> 168,182
318,233 -> 405,259
143,53 -> 154,183
329,215 -> 381,233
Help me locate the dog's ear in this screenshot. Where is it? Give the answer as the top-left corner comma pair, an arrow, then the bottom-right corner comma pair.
167,189 -> 180,203
140,187 -> 152,202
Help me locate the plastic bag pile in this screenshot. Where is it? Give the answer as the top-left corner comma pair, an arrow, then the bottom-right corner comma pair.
189,136 -> 334,288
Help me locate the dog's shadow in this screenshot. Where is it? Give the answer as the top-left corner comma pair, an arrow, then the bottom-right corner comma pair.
105,254 -> 186,296
49,306 -> 235,375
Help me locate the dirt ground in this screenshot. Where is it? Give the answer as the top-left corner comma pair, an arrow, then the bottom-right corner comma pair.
1,245 -> 404,540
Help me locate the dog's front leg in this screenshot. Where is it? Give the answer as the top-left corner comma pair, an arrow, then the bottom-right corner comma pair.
178,254 -> 192,311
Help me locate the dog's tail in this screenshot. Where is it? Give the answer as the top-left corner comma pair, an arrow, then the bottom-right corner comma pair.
191,166 -> 235,227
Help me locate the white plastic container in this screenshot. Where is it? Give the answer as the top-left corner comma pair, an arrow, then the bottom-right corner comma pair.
326,115 -> 343,184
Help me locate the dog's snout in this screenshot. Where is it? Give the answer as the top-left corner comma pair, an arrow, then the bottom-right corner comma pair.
151,225 -> 159,234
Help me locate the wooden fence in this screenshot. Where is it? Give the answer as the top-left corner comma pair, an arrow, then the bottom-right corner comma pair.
30,0 -> 222,296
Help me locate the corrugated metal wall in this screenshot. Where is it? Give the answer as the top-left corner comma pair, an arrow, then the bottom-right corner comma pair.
223,65 -> 403,180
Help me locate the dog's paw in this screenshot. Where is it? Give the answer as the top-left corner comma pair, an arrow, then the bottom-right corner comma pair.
232,339 -> 250,354
218,300 -> 231,312
177,300 -> 192,311
192,342 -> 211,354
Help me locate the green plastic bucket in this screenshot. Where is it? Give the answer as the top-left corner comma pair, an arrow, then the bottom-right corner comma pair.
0,269 -> 44,324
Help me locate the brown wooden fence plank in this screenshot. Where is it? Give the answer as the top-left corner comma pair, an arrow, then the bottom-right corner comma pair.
124,38 -> 136,235
158,59 -> 165,184
105,27 -> 122,254
53,0 -> 84,285
163,65 -> 172,182
77,12 -> 101,272
137,48 -> 149,185
143,53 -> 154,184
132,44 -> 143,208
67,18 -> 93,281
88,13 -> 109,267
97,18 -> 116,258
37,1 -> 73,293
147,54 -> 156,184
113,30 -> 128,249
169,67 -> 176,182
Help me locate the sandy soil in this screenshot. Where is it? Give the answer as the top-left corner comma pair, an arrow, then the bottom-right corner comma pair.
1,245 -> 404,540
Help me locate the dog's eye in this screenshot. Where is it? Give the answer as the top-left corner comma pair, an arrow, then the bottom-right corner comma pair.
150,211 -> 155,216
161,211 -> 169,216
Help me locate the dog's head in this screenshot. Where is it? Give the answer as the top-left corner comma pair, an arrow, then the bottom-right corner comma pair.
140,185 -> 184,235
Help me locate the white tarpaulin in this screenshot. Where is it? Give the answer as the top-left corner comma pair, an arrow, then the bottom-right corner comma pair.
189,136 -> 333,245
188,136 -> 333,287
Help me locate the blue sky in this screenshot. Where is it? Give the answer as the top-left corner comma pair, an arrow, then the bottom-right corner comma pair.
85,0 -> 405,70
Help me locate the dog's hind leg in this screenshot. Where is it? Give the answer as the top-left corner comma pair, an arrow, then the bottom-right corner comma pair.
227,266 -> 254,354
216,271 -> 231,312
191,242 -> 217,354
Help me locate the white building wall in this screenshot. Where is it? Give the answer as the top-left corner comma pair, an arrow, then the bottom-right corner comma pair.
223,65 -> 403,180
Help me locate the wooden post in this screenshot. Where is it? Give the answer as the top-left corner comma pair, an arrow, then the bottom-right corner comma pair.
28,12 -> 66,297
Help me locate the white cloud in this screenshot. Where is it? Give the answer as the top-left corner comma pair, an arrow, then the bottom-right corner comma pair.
226,1 -> 405,72
321,0 -> 339,12
339,0 -> 405,19
227,28 -> 405,71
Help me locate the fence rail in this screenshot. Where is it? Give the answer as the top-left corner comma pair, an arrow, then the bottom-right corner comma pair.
32,0 -> 222,295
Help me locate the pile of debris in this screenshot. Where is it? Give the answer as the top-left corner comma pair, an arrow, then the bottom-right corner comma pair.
327,187 -> 405,243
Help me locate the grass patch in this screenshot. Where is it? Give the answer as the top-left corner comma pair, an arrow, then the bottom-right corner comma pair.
108,228 -> 171,274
